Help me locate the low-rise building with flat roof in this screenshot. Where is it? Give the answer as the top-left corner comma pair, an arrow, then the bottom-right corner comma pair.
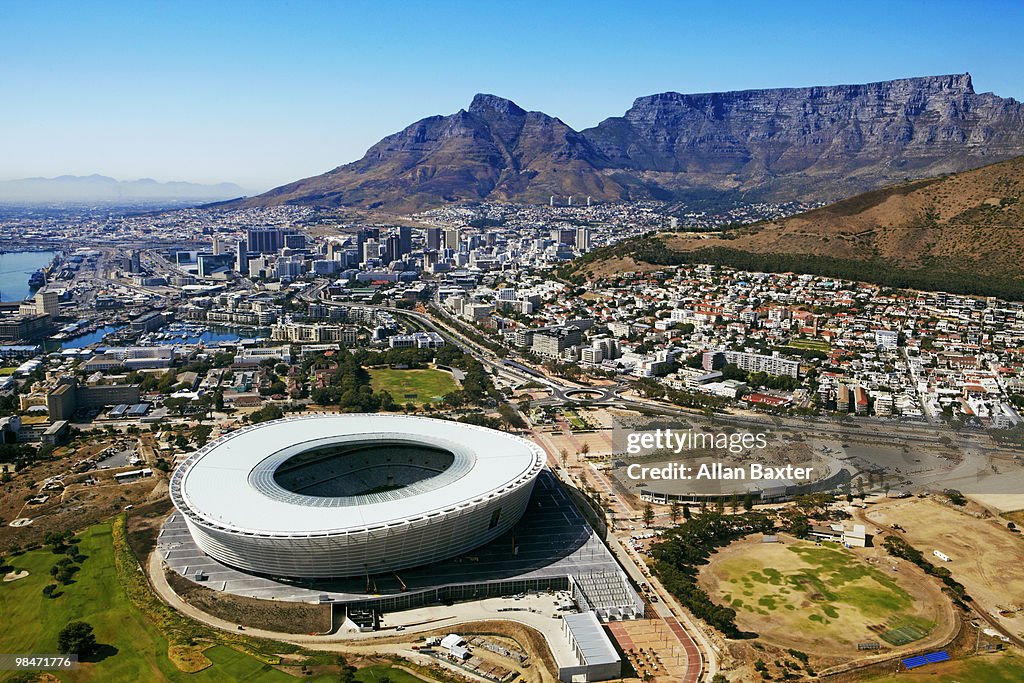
560,611 -> 621,682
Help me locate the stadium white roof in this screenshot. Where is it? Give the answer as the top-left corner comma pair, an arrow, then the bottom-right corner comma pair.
174,414 -> 544,536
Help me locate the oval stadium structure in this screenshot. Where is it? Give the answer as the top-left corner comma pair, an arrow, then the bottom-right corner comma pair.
169,414 -> 546,578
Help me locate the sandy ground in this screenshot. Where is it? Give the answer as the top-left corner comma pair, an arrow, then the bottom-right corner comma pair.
865,497 -> 1024,641
967,491 -> 1024,515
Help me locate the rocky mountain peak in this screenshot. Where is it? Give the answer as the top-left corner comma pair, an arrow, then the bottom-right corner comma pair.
468,93 -> 527,118
930,72 -> 974,93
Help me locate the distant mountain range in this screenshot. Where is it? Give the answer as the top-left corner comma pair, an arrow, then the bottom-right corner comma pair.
233,73 -> 1024,212
0,175 -> 245,205
565,154 -> 1024,300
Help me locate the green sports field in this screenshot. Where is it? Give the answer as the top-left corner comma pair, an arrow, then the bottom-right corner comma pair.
369,367 -> 458,403
785,338 -> 832,352
702,538 -> 949,655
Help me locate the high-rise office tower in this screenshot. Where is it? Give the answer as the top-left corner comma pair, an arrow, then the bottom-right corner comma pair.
425,227 -> 441,251
444,228 -> 461,251
236,240 -> 248,275
575,227 -> 592,251
384,233 -> 400,264
362,238 -> 379,263
246,227 -> 301,254
283,233 -> 307,250
397,226 -> 413,257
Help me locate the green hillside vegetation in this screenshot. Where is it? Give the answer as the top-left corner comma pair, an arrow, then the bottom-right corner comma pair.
563,155 -> 1024,301
563,236 -> 1024,300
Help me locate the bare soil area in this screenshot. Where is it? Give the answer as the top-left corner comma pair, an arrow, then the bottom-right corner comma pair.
865,497 -> 1024,641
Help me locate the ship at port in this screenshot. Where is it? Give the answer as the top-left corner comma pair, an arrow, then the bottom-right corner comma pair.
28,268 -> 46,289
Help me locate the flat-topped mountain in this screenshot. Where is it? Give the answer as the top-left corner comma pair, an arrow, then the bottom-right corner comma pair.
236,74 -> 1024,212
583,73 -> 1024,200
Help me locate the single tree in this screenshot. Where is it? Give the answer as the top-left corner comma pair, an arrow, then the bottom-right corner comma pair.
57,621 -> 96,658
643,502 -> 654,528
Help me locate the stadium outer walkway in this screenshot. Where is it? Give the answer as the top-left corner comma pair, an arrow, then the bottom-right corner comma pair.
147,549 -> 568,681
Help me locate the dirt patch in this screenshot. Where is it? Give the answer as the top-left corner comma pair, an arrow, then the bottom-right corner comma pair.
164,569 -> 332,635
577,256 -> 664,280
0,431 -> 169,554
417,620 -> 558,683
125,497 -> 174,562
1003,509 -> 1024,526
167,644 -> 213,672
865,497 -> 1024,642
0,471 -> 162,554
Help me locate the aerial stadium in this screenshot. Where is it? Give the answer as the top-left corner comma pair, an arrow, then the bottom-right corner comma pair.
169,413 -> 546,578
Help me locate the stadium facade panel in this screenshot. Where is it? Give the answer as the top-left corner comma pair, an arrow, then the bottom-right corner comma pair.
170,414 -> 545,578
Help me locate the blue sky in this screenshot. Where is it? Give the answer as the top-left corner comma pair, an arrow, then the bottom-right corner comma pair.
1,0 -> 1021,191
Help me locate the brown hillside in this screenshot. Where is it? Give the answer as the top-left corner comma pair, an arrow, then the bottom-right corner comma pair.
662,155 -> 1024,278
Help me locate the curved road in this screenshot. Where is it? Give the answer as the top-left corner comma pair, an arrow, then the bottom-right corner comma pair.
147,550 -> 560,683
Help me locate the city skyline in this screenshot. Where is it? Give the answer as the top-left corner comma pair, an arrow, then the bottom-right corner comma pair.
2,0 -> 1023,191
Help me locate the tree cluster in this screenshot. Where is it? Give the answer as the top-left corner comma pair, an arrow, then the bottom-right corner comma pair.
881,535 -> 970,603
651,512 -> 774,637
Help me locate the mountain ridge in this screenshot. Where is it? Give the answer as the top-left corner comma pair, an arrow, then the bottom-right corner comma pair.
232,73 -> 1024,212
0,175 -> 246,204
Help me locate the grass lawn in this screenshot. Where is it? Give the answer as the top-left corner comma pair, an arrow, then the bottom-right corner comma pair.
707,540 -> 941,652
0,367 -> 16,376
560,409 -> 587,430
785,338 -> 831,352
0,523 -> 336,682
865,651 -> 1024,682
721,542 -> 916,624
369,368 -> 458,403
